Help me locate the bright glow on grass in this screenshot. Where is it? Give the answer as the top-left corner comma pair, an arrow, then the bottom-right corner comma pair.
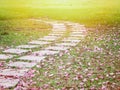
0,0 -> 119,25
49,0 -> 68,3
0,0 -> 118,8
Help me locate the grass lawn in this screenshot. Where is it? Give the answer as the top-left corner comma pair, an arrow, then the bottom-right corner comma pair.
0,19 -> 51,47
0,0 -> 120,25
0,0 -> 120,89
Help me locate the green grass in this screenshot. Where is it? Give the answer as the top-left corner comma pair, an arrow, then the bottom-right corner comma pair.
0,0 -> 120,26
0,19 -> 51,47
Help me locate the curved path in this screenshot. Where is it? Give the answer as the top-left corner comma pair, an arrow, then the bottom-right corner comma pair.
0,19 -> 87,89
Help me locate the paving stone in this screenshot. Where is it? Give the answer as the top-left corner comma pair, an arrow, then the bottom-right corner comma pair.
62,39 -> 81,43
70,31 -> 84,35
52,24 -> 65,26
52,29 -> 66,31
0,54 -> 15,60
53,24 -> 65,26
56,42 -> 78,47
52,32 -> 65,34
16,45 -> 39,49
41,36 -> 58,39
52,26 -> 66,30
0,77 -> 19,88
52,24 -> 65,27
51,29 -> 66,33
71,26 -> 85,29
7,61 -> 36,68
28,41 -> 51,45
0,69 -> 29,77
70,33 -> 84,36
0,47 -> 3,50
65,37 -> 80,40
53,27 -> 66,29
53,30 -> 66,32
70,34 -> 85,36
53,25 -> 66,28
48,33 -> 63,36
39,38 -> 57,41
57,26 -> 66,28
70,34 -> 85,37
3,49 -> 29,55
44,36 -> 58,38
32,50 -> 59,56
71,29 -> 86,32
53,26 -> 66,29
45,46 -> 70,51
18,55 -> 45,62
71,32 -> 84,34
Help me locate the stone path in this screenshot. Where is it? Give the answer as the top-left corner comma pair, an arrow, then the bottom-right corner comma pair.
0,54 -> 15,60
0,20 -> 87,89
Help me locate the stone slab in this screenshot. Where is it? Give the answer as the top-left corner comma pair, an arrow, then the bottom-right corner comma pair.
43,36 -> 58,39
17,55 -> 45,62
3,49 -> 29,55
32,50 -> 59,56
39,36 -> 59,40
48,34 -> 63,36
53,24 -> 65,26
39,38 -> 57,41
52,26 -> 66,30
45,46 -> 70,51
0,69 -> 29,77
0,47 -> 3,50
53,24 -> 66,27
52,32 -> 65,34
0,77 -> 19,88
70,34 -> 85,37
28,41 -> 51,45
0,54 -> 15,60
65,37 -> 80,40
66,23 -> 74,26
53,26 -> 66,28
71,32 -> 84,34
53,25 -> 65,27
52,30 -> 66,32
52,23 -> 65,26
7,61 -> 36,68
62,39 -> 81,43
52,28 -> 66,31
71,29 -> 86,32
56,42 -> 77,47
16,45 -> 39,49
52,26 -> 65,28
